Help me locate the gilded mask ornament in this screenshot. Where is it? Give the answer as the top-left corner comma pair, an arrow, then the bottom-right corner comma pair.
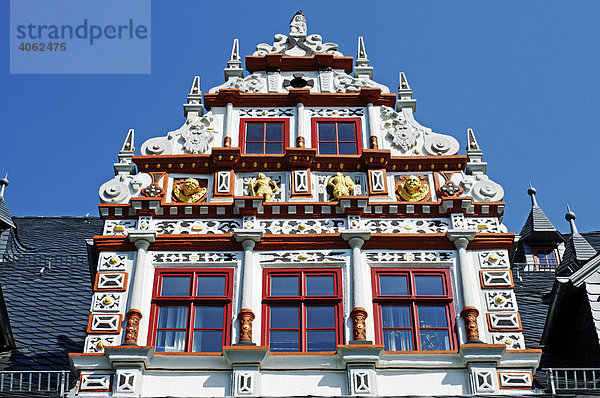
327,172 -> 355,201
249,173 -> 278,202
172,178 -> 207,203
397,175 -> 429,202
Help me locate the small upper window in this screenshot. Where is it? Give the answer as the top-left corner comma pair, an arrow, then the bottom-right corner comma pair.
312,118 -> 362,155
533,247 -> 560,271
240,119 -> 289,154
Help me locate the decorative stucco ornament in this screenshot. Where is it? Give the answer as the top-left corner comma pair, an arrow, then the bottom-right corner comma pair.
379,106 -> 459,156
99,173 -> 152,204
213,74 -> 266,93
460,174 -> 504,202
141,112 -> 219,156
249,173 -> 279,202
397,175 -> 430,202
327,172 -> 355,201
254,11 -> 343,57
331,70 -> 389,93
172,178 -> 207,203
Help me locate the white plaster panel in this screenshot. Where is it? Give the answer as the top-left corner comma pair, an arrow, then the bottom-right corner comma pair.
140,372 -> 230,397
260,371 -> 346,397
376,370 -> 467,396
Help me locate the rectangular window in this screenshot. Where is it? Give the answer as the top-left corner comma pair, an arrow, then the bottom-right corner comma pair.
533,247 -> 560,271
263,269 -> 342,352
149,269 -> 233,353
240,118 -> 289,154
372,269 -> 455,352
311,118 -> 362,155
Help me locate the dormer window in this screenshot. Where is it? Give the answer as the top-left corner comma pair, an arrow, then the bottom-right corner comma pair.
533,247 -> 560,271
240,119 -> 289,154
312,118 -> 362,155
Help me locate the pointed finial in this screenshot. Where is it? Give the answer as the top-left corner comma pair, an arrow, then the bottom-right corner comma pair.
357,37 -> 367,60
224,40 -> 243,81
354,37 -> 373,79
566,204 -> 578,234
527,182 -> 538,207
230,38 -> 240,62
114,129 -> 136,175
467,128 -> 480,150
289,11 -> 307,38
0,173 -> 8,199
399,72 -> 411,90
189,76 -> 200,95
121,129 -> 135,153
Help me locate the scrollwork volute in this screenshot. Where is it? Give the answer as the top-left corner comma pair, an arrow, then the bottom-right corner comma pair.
140,111 -> 220,156
460,174 -> 504,202
211,74 -> 266,94
99,173 -> 152,204
379,106 -> 459,156
332,70 -> 389,93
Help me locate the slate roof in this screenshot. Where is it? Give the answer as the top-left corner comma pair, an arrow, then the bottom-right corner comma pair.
512,268 -> 556,349
0,197 -> 15,229
0,217 -> 103,371
557,231 -> 598,276
519,205 -> 563,244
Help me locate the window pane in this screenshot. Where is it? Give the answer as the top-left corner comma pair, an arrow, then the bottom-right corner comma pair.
306,275 -> 335,296
417,306 -> 448,328
383,329 -> 413,351
307,330 -> 336,352
161,276 -> 190,296
245,142 -> 263,154
318,123 -> 336,141
381,305 -> 411,327
157,306 -> 188,328
196,276 -> 226,296
265,142 -> 283,154
337,123 -> 356,141
270,275 -> 298,296
155,330 -> 186,352
379,275 -> 408,295
270,307 -> 299,328
194,306 -> 224,328
306,306 -> 335,328
318,142 -> 337,155
265,123 -> 283,141
192,330 -> 223,352
338,142 -> 357,155
420,330 -> 450,351
414,275 -> 444,296
246,123 -> 264,141
270,330 -> 299,352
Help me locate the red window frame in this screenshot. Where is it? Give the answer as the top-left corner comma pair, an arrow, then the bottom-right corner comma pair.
371,268 -> 456,352
239,118 -> 290,154
262,268 -> 343,352
148,268 -> 233,353
533,247 -> 560,270
311,117 -> 363,155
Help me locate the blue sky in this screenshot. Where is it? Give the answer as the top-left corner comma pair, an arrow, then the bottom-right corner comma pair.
1,1 -> 599,235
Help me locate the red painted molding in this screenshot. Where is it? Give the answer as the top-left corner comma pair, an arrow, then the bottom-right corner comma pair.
245,53 -> 354,74
203,88 -> 396,110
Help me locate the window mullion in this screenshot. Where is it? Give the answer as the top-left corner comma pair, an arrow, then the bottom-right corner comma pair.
187,304 -> 194,352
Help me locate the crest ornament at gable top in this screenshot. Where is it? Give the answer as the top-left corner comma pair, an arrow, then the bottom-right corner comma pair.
254,11 -> 343,57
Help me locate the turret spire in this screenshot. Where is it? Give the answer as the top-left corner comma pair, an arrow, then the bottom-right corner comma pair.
565,204 -> 578,234
0,173 -> 8,199
527,182 -> 538,207
354,37 -> 373,79
224,39 -> 243,81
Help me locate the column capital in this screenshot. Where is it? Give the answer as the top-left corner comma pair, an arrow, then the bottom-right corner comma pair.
128,230 -> 157,250
233,229 -> 263,245
342,230 -> 371,248
446,230 -> 476,250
